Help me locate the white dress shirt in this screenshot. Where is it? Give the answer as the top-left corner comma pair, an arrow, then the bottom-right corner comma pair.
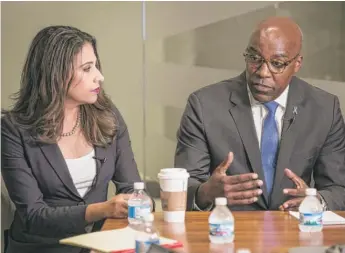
247,84 -> 289,147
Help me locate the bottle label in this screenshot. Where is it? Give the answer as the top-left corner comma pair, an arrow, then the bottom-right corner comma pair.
135,239 -> 160,253
299,212 -> 323,226
128,204 -> 151,219
128,205 -> 139,219
209,222 -> 234,237
140,204 -> 151,216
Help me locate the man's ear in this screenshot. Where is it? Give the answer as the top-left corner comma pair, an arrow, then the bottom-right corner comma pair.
294,55 -> 303,73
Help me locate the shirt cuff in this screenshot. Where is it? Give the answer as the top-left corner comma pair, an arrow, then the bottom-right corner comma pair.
193,185 -> 214,211
85,223 -> 94,233
318,192 -> 328,211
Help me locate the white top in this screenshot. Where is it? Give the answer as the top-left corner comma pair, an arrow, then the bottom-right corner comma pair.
65,150 -> 96,198
247,85 -> 289,148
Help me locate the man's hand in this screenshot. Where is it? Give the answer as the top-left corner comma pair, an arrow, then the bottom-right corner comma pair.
197,152 -> 263,208
279,168 -> 308,211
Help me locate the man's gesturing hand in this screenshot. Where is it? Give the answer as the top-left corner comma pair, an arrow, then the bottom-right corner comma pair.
196,152 -> 263,208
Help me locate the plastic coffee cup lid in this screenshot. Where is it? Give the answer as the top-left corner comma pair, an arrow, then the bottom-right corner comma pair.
157,168 -> 190,179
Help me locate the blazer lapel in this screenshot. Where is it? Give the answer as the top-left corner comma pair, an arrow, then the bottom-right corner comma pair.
93,146 -> 108,188
39,143 -> 81,199
271,77 -> 305,200
228,73 -> 269,206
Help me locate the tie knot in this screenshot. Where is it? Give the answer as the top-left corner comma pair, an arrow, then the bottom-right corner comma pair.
264,101 -> 279,114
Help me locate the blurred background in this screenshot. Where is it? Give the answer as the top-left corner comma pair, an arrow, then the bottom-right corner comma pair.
1,2 -> 345,240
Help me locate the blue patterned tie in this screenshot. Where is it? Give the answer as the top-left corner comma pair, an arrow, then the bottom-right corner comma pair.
261,101 -> 279,196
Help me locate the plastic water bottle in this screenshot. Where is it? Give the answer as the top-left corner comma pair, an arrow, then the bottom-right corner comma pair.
209,197 -> 234,244
236,249 -> 251,253
128,182 -> 152,225
135,213 -> 160,253
298,188 -> 323,232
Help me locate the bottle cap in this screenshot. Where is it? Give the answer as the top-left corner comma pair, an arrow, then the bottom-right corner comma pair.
134,182 -> 144,190
215,197 -> 227,206
236,249 -> 251,253
143,213 -> 154,222
305,188 -> 317,196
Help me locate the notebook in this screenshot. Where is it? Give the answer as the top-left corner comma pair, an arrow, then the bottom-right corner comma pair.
288,246 -> 327,253
288,245 -> 345,253
60,226 -> 183,253
289,211 -> 345,225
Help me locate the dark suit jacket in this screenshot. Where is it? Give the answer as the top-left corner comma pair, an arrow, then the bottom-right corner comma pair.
1,106 -> 142,253
175,72 -> 345,211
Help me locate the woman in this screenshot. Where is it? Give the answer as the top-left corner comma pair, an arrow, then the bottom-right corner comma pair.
1,25 -> 146,253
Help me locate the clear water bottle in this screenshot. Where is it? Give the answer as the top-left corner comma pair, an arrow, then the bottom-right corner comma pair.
236,249 -> 251,253
209,197 -> 234,244
128,182 -> 152,225
135,213 -> 160,253
298,188 -> 323,232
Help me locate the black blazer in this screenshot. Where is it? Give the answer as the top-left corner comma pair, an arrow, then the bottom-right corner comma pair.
1,106 -> 142,253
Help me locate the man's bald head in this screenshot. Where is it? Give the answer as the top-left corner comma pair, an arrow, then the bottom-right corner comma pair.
244,16 -> 303,102
249,16 -> 303,54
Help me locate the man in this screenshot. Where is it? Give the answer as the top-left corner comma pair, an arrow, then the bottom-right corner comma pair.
175,16 -> 345,211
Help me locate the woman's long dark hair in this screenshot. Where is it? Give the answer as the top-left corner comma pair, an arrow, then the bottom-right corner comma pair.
4,25 -> 117,147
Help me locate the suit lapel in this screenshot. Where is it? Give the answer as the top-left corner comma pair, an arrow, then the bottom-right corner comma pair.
93,146 -> 108,187
271,77 -> 305,201
39,143 -> 81,199
228,73 -> 269,206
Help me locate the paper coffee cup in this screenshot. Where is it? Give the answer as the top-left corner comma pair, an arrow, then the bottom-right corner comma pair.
157,168 -> 189,223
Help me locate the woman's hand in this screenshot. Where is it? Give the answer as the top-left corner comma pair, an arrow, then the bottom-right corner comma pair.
85,193 -> 130,223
